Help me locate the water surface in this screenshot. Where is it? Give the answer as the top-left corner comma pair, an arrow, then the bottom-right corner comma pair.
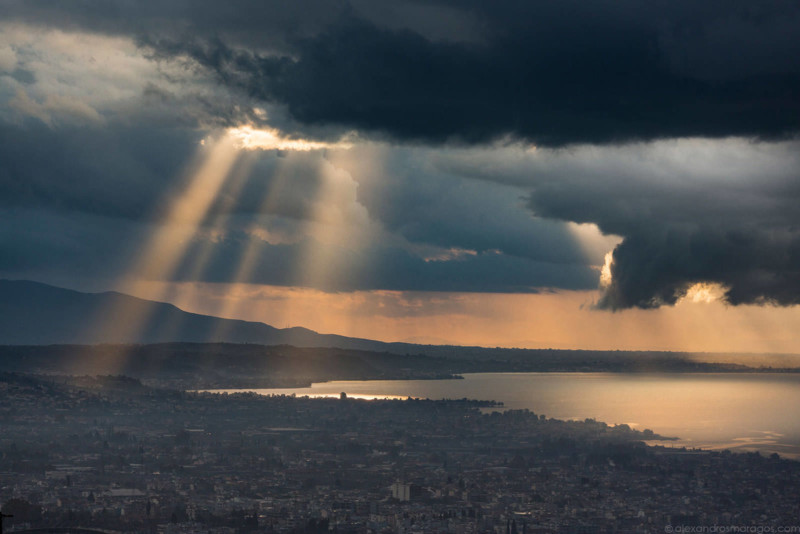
205,372 -> 800,458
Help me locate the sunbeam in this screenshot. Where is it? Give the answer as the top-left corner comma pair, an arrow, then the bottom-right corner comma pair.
80,132 -> 242,371
210,130 -> 358,338
148,152 -> 259,342
126,132 -> 242,293
207,155 -> 300,339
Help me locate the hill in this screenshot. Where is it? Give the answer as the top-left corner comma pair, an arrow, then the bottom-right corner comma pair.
0,279 -> 383,350
3,279 -> 800,376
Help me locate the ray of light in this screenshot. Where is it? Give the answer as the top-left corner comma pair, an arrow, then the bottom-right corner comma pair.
563,221 -> 622,286
296,162 -> 363,291
75,124 -> 358,375
81,132 -> 242,372
228,125 -> 354,152
212,146 -> 368,338
179,152 -> 258,282
122,280 -> 800,355
680,282 -> 728,304
206,155 -> 300,339
125,133 -> 241,292
146,152 -> 259,343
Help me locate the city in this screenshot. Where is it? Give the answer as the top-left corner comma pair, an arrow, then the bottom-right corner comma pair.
2,373 -> 798,533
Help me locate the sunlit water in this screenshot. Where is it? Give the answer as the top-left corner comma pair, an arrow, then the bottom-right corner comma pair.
204,372 -> 800,459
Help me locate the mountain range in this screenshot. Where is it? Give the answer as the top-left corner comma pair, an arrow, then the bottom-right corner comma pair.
3,279 -> 800,372
0,279 -> 387,350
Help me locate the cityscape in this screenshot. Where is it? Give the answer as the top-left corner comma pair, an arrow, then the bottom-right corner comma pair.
2,373 -> 799,533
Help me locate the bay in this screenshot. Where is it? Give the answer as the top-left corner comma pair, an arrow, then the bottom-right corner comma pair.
204,372 -> 800,459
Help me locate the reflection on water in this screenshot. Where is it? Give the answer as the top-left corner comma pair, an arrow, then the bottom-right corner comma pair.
270,393 -> 411,401
204,372 -> 800,458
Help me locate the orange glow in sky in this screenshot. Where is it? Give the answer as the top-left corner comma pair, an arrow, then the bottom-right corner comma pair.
125,281 -> 800,354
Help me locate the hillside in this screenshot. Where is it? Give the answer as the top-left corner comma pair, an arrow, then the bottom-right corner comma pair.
3,280 -> 800,376
0,279 -> 382,349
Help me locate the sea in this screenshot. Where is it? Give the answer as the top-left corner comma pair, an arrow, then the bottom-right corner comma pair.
204,372 -> 800,459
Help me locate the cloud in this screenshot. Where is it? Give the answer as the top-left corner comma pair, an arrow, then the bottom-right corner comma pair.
335,144 -> 615,266
0,118 -> 200,220
9,87 -> 104,126
0,45 -> 17,71
0,208 -> 145,284
524,140 -> 800,309
0,117 -> 602,293
2,1 -> 799,145
596,227 -> 800,309
2,109 -> 797,305
0,22 -> 264,132
428,138 -> 800,309
136,1 -> 800,146
161,232 -> 599,292
2,2 -> 799,307
228,125 -> 353,151
0,207 -> 599,294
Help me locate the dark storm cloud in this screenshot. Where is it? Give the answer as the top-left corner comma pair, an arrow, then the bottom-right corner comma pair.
0,119 -> 340,225
511,140 -> 800,309
425,139 -> 800,309
0,119 -> 200,220
597,228 -> 800,309
139,1 -> 800,145
0,209 -> 146,287
0,0 -> 347,52
3,0 -> 800,145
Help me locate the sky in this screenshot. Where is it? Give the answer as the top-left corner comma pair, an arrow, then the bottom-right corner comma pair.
1,0 -> 800,352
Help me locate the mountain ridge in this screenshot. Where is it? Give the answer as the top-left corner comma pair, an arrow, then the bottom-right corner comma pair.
0,279 -> 386,350
3,279 -> 800,370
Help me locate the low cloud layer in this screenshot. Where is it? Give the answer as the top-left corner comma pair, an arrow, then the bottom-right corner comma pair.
0,207 -> 599,293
